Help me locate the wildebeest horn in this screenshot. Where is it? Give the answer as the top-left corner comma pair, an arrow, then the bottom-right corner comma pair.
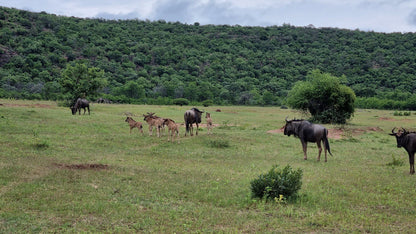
285,116 -> 288,122
391,127 -> 397,134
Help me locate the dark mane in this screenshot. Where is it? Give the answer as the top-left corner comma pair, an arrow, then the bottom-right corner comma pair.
192,107 -> 202,113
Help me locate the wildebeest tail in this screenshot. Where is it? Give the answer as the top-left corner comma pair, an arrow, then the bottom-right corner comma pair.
324,129 -> 333,156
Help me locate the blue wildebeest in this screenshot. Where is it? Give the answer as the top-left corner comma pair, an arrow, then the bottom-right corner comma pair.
184,108 -> 204,136
71,98 -> 90,115
389,127 -> 416,174
284,118 -> 333,162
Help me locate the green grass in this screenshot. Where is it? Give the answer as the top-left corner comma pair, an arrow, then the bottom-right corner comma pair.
1,99 -> 416,232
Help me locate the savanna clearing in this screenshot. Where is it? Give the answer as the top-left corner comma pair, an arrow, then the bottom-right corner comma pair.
0,99 -> 415,233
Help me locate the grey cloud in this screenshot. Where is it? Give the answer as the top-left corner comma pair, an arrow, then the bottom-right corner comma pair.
95,11 -> 141,20
150,0 -> 196,22
149,0 -> 259,26
408,9 -> 416,26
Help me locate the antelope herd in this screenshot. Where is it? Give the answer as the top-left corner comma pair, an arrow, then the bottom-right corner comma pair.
124,108 -> 213,143
97,103 -> 415,174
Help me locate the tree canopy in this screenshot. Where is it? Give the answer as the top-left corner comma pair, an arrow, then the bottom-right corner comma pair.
59,61 -> 107,104
287,70 -> 356,123
1,7 -> 416,109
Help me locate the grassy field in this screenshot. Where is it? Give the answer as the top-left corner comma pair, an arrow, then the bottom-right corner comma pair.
1,99 -> 415,233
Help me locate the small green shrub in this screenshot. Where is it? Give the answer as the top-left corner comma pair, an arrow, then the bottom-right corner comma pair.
33,141 -> 50,150
218,120 -> 232,130
207,139 -> 230,148
393,111 -> 411,116
173,98 -> 189,106
386,155 -> 404,167
250,165 -> 303,200
202,99 -> 214,107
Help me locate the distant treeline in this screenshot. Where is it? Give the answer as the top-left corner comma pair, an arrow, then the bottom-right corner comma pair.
1,6 -> 416,109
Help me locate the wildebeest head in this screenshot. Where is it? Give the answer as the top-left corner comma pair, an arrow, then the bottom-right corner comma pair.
191,108 -> 204,123
389,127 -> 408,148
283,117 -> 302,137
70,106 -> 77,115
143,112 -> 155,121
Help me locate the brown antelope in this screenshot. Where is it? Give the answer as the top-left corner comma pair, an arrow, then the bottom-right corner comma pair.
143,112 -> 164,137
163,118 -> 180,142
206,112 -> 213,135
125,117 -> 144,135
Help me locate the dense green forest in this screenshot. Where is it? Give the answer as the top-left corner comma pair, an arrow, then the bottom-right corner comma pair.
1,6 -> 416,108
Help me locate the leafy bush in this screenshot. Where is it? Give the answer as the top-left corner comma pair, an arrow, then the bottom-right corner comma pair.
173,98 -> 189,106
393,111 -> 403,116
250,165 -> 303,200
393,111 -> 411,116
202,99 -> 214,107
207,139 -> 230,148
386,155 -> 404,167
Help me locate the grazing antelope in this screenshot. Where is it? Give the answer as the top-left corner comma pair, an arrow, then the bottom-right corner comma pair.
206,112 -> 213,135
143,112 -> 164,137
125,117 -> 144,135
163,118 -> 180,142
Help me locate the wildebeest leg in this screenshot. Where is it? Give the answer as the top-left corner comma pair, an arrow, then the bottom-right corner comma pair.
87,106 -> 90,115
316,141 -> 322,162
301,140 -> 308,160
196,123 -> 199,135
148,126 -> 153,136
409,153 -> 415,174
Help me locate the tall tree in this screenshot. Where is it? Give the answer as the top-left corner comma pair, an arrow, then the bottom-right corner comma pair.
287,70 -> 356,124
59,61 -> 107,105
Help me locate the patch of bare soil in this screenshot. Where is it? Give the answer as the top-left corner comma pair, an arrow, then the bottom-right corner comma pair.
267,126 -> 383,140
327,128 -> 343,140
267,127 -> 285,134
379,117 -> 395,121
53,163 -> 109,170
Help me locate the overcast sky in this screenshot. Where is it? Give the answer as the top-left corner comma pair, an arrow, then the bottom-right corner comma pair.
2,0 -> 416,33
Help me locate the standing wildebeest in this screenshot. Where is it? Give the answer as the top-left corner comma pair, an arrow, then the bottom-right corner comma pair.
71,98 -> 90,115
125,117 -> 144,135
184,108 -> 204,136
284,118 -> 332,162
206,112 -> 213,135
143,112 -> 164,137
389,127 -> 416,174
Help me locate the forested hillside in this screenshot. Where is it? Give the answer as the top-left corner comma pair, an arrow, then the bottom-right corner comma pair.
1,6 -> 416,108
